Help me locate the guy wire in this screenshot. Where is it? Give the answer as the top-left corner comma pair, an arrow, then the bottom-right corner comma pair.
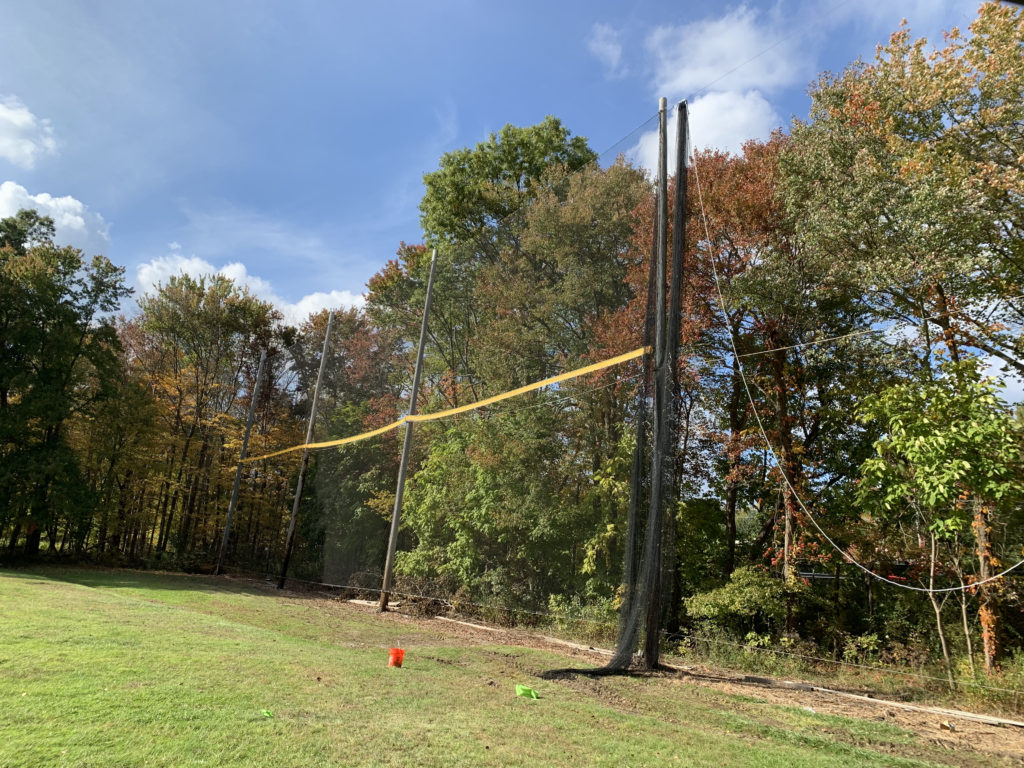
689,111 -> 1024,595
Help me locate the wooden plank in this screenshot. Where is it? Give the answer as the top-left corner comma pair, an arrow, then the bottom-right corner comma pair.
810,686 -> 1024,728
537,635 -> 614,657
348,598 -> 401,608
435,616 -> 503,633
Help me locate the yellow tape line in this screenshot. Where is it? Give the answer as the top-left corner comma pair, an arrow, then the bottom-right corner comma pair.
242,346 -> 647,463
242,418 -> 407,463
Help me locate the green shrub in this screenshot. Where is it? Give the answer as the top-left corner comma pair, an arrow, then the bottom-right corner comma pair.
685,566 -> 787,637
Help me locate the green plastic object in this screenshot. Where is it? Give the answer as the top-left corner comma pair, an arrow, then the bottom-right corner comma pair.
261,710 -> 274,718
515,684 -> 538,699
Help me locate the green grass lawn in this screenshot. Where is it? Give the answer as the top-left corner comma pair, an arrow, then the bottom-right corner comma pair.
0,567 -> 987,767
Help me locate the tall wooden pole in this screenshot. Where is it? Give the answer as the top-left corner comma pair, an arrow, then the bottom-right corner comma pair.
641,96 -> 671,668
215,348 -> 267,576
657,100 -> 688,640
278,310 -> 335,589
667,101 -> 687,412
379,248 -> 438,611
607,152 -> 662,671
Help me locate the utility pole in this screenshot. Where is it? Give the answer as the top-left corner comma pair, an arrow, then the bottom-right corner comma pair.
640,96 -> 672,668
215,348 -> 267,576
607,140 -> 663,671
379,248 -> 438,611
607,98 -> 686,672
278,310 -> 335,589
657,99 -> 688,643
667,101 -> 687,425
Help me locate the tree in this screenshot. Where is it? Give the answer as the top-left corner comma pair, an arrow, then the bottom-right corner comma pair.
368,119 -> 599,408
857,358 -> 1024,673
420,116 -> 597,248
0,210 -> 131,556
128,274 -> 284,559
0,208 -> 55,253
369,121 -> 655,623
690,139 -> 891,596
781,2 -> 1024,375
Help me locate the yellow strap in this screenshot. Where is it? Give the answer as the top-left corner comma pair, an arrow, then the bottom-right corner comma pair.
242,418 -> 408,463
241,346 -> 647,463
405,347 -> 648,422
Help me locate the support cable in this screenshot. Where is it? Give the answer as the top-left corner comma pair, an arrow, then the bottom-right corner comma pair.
734,294 -> 1024,359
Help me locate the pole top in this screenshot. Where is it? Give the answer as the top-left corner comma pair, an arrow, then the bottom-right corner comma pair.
659,96 -> 667,111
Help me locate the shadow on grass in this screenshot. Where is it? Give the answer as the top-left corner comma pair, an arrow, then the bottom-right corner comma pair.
0,564 -> 272,597
541,665 -> 701,681
0,564 -> 392,613
539,663 -> 889,699
542,667 -> 643,679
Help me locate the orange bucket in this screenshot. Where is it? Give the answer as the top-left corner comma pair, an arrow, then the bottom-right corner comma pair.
388,648 -> 405,668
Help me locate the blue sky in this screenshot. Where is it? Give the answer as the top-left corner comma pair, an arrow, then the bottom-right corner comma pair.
0,0 -> 981,324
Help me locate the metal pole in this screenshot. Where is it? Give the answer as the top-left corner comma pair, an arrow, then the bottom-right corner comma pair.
278,310 -> 335,589
215,348 -> 267,576
379,248 -> 438,611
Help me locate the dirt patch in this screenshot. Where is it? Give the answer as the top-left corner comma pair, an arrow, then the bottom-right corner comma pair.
667,669 -> 1024,764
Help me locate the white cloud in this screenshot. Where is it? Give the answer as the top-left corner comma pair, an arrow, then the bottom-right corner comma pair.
135,254 -> 218,295
135,252 -> 364,326
687,91 -> 780,152
587,23 -> 625,79
628,90 -> 780,169
285,290 -> 366,324
629,4 -> 804,169
0,180 -> 109,253
0,96 -> 56,169
645,6 -> 799,98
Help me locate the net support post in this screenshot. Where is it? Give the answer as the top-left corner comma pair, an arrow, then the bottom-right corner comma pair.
379,248 -> 438,611
278,310 -> 335,589
216,348 -> 267,576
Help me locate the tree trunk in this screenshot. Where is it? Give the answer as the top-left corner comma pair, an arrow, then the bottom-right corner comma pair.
972,499 -> 997,673
24,523 -> 42,558
928,533 -> 956,690
931,282 -> 961,363
7,522 -> 22,552
770,344 -> 798,586
25,470 -> 53,558
959,588 -> 977,679
158,491 -> 179,553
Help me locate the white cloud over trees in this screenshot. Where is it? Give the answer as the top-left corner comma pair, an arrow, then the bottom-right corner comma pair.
0,96 -> 56,169
135,252 -> 364,326
0,180 -> 109,254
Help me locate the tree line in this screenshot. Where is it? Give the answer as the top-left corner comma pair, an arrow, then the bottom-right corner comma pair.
2,2 -> 1022,685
